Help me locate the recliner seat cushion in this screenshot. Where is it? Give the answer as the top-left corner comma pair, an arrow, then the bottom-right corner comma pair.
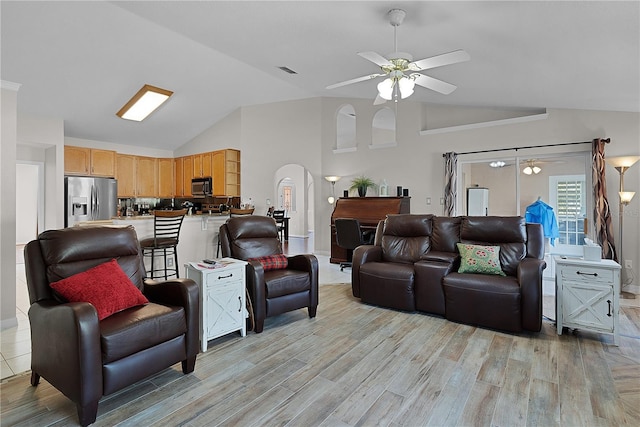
100,302 -> 187,363
265,270 -> 310,298
359,262 -> 416,311
443,272 -> 522,331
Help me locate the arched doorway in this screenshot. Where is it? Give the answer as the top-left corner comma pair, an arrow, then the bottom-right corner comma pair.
274,164 -> 314,242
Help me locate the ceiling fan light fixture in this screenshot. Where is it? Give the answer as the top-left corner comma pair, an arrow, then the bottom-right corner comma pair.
377,78 -> 394,100
490,161 -> 506,168
533,166 -> 542,174
116,84 -> 173,122
398,77 -> 415,99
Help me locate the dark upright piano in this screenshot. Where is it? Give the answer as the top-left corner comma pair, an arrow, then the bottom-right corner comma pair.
330,196 -> 410,264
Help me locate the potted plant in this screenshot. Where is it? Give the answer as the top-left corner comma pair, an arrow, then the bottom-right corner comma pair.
350,176 -> 377,197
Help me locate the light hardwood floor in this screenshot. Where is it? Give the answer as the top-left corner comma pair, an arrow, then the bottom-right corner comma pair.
1,283 -> 639,426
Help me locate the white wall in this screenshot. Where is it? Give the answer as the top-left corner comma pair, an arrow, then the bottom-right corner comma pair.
1,83 -> 19,329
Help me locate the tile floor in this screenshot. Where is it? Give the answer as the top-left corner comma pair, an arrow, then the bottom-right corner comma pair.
0,239 -> 350,380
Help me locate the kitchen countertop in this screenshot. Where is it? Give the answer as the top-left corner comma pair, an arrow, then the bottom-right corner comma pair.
112,213 -> 230,221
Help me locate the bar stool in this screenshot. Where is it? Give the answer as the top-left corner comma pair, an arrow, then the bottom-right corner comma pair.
140,209 -> 187,280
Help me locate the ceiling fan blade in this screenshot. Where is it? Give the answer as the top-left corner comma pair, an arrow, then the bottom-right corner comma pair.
357,51 -> 393,67
373,94 -> 387,105
412,73 -> 457,95
409,49 -> 470,71
326,73 -> 384,90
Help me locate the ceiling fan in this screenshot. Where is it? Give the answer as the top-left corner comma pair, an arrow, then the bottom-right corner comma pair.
326,9 -> 470,104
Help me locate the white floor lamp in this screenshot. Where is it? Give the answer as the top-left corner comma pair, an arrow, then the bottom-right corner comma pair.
605,155 -> 639,298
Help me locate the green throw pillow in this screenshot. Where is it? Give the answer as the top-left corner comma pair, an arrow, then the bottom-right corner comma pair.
457,243 -> 506,276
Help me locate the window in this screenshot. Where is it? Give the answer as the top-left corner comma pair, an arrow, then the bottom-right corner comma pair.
550,174 -> 586,252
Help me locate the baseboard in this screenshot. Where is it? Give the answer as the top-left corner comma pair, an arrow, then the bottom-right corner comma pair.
0,316 -> 18,331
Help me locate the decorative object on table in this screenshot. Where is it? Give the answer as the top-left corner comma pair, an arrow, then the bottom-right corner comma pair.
379,179 -> 388,196
403,188 -> 409,196
605,154 -> 639,298
324,175 -> 341,204
343,190 -> 349,197
350,176 -> 377,197
397,185 -> 403,196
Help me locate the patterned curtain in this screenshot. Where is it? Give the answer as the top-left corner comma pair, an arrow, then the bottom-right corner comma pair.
592,138 -> 617,261
443,152 -> 458,217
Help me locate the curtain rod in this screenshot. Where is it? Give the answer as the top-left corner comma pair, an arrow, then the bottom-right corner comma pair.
442,140 -> 592,157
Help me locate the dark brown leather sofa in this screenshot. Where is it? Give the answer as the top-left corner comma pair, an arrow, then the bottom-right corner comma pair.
219,216 -> 318,333
24,225 -> 199,426
352,215 -> 546,332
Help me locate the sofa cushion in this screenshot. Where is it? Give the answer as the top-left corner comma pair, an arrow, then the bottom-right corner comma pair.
100,302 -> 186,363
50,259 -> 149,320
431,216 -> 462,253
461,216 -> 526,276
359,262 -> 416,311
248,254 -> 288,271
457,243 -> 506,276
381,214 -> 432,264
443,272 -> 522,332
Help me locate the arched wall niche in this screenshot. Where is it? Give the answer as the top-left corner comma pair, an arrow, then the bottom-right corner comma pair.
335,104 -> 356,151
371,107 -> 397,149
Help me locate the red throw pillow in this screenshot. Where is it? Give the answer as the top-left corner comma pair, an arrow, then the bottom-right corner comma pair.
50,259 -> 149,320
248,254 -> 288,271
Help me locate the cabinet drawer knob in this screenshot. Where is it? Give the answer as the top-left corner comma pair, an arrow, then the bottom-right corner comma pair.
607,299 -> 612,317
218,273 -> 233,280
576,271 -> 597,277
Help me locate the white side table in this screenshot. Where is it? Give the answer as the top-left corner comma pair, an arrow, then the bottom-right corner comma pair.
185,258 -> 247,352
555,257 -> 621,345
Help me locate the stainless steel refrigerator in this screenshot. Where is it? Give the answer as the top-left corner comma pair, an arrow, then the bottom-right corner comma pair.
65,176 -> 117,227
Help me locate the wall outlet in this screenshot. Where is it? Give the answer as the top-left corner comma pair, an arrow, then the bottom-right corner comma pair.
440,198 -> 445,205
426,197 -> 432,205
167,258 -> 174,267
625,259 -> 632,269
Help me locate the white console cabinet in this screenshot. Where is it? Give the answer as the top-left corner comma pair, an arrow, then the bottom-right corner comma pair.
555,257 -> 621,345
185,258 -> 247,352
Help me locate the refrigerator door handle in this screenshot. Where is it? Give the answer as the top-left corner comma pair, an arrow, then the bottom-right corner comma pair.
95,184 -> 100,218
91,184 -> 96,219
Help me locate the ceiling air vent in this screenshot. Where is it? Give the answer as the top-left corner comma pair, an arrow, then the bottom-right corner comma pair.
277,66 -> 298,75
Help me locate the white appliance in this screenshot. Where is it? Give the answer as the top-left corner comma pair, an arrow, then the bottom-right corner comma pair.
65,176 -> 117,227
467,187 -> 489,216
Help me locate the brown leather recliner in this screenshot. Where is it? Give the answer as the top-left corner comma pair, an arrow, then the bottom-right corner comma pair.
219,216 -> 318,333
24,225 -> 199,426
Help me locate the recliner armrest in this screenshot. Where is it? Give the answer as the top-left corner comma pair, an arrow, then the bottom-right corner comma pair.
143,278 -> 200,357
286,254 -> 319,309
351,245 -> 381,297
421,251 -> 458,265
246,260 -> 267,323
28,300 -> 102,405
517,258 -> 547,332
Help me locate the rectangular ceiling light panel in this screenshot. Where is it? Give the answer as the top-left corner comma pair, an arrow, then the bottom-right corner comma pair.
116,84 -> 173,121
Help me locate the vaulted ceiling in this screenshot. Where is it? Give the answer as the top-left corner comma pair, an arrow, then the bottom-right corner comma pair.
2,1 -> 638,151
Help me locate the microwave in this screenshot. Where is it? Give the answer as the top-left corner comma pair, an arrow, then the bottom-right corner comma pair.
191,177 -> 212,198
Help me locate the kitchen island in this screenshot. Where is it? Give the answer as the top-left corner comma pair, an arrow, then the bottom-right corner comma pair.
112,214 -> 229,276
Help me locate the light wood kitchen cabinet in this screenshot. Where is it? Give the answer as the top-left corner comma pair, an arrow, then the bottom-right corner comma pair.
64,146 -> 116,177
174,157 -> 184,197
183,155 -> 193,197
212,149 -> 240,196
136,156 -> 157,197
192,152 -> 213,178
116,154 -> 157,198
116,154 -> 136,197
157,158 -> 174,198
